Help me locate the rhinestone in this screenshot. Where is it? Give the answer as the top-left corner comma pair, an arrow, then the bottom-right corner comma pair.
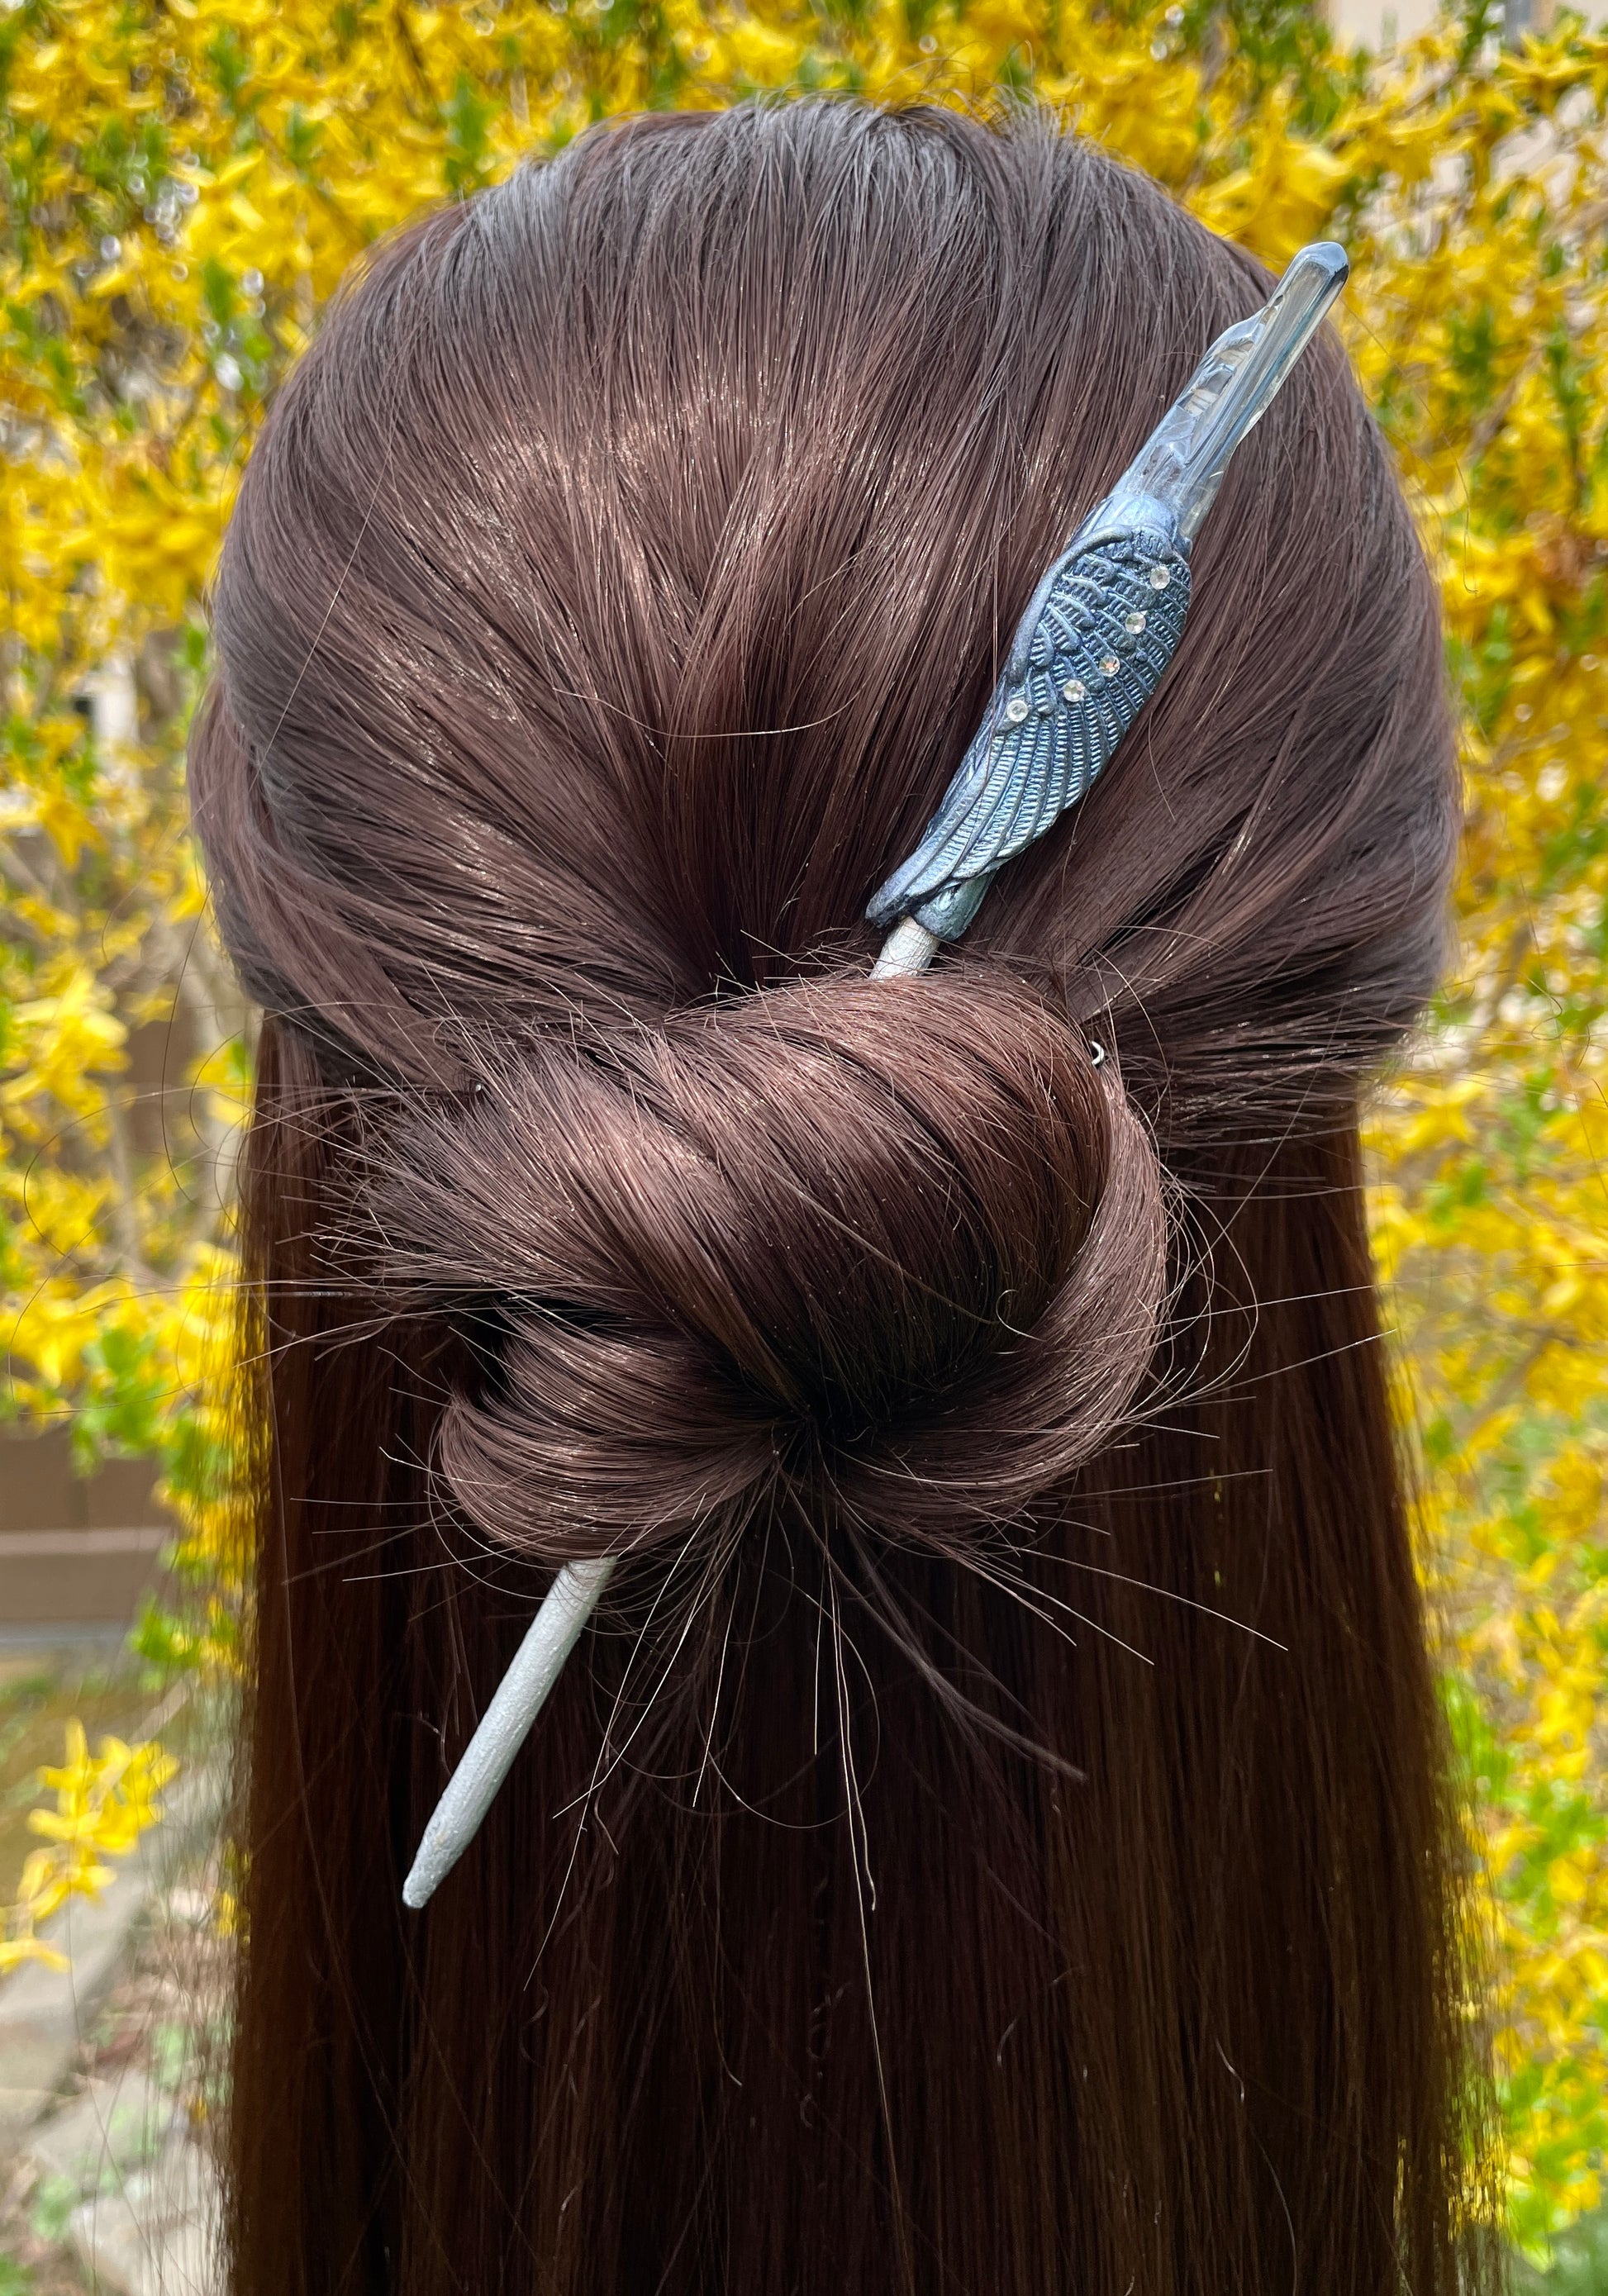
1100,654 -> 1120,678
1125,610 -> 1147,634
1149,563 -> 1171,590
1006,694 -> 1030,723
1063,677 -> 1087,703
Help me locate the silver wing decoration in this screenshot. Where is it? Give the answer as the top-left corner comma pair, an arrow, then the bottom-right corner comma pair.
868,239 -> 1348,944
866,523 -> 1192,940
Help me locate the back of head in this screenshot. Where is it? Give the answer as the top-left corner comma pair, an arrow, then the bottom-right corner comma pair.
192,101 -> 1487,2296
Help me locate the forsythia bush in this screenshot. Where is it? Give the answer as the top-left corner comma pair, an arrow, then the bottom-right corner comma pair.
2,0 -> 1605,2251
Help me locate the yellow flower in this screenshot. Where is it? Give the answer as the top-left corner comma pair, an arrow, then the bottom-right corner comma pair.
2,1723 -> 177,1980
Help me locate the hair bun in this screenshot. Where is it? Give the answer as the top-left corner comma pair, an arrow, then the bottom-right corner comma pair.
366,972 -> 1167,1561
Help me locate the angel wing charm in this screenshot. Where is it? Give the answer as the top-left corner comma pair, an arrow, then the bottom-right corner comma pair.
866,523 -> 1192,939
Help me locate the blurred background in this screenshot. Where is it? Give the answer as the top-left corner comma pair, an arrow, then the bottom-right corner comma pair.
2,0 -> 1606,2286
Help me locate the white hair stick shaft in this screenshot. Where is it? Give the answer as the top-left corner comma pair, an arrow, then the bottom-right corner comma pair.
402,1554 -> 616,1908
870,915 -> 940,978
403,920 -> 936,1910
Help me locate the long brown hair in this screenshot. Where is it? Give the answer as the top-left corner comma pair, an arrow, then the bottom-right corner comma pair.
192,100 -> 1494,2296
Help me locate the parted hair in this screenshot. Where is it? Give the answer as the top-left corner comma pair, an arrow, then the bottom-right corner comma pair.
192,98 -> 1494,2296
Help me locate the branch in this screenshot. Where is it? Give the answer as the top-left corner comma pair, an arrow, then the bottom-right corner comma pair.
102,1082 -> 154,1285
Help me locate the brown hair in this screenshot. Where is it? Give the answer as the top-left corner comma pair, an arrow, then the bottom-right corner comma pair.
192,100 -> 1493,2296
